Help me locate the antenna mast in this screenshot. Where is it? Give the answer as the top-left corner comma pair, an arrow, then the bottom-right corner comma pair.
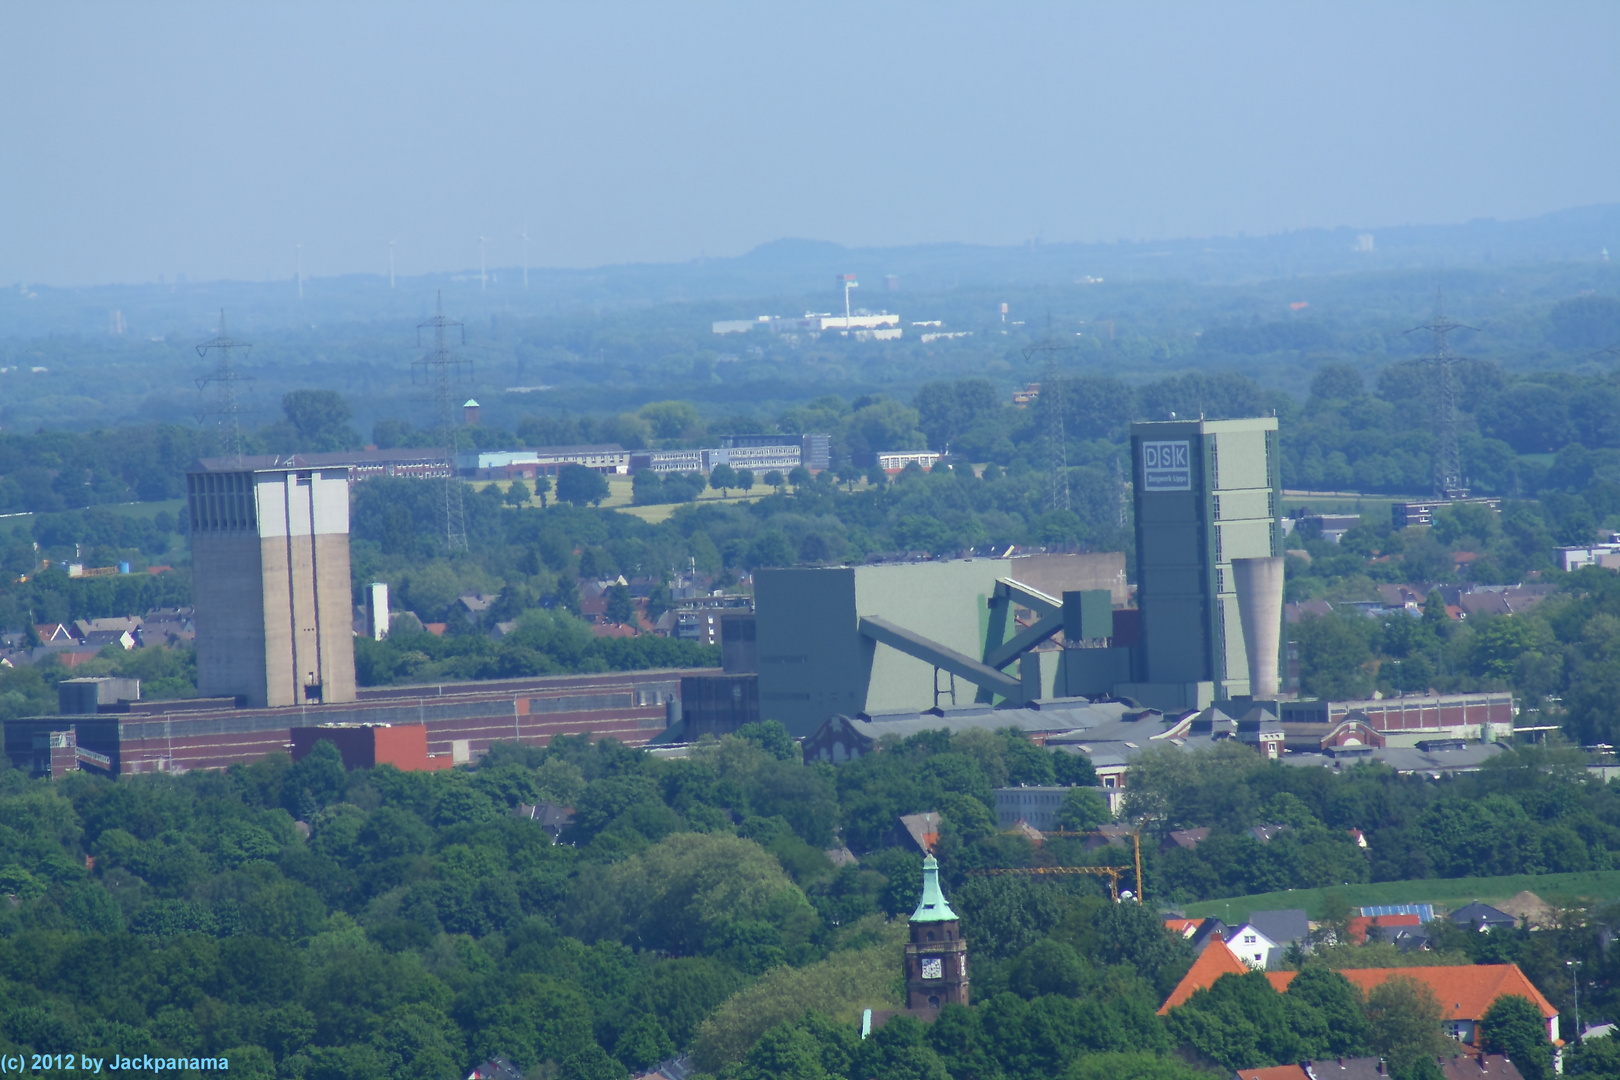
1023,313 -> 1078,513
1406,290 -> 1474,499
414,293 -> 471,550
194,311 -> 254,462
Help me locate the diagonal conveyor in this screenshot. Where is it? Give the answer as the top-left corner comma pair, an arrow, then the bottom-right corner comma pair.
858,616 -> 1027,701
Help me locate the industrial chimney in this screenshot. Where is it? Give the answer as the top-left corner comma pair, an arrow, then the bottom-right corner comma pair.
1231,556 -> 1284,697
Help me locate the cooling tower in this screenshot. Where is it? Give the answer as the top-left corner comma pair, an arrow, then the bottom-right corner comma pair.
1231,556 -> 1284,698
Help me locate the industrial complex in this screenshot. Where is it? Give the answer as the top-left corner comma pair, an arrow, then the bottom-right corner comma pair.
735,416 -> 1288,731
3,453 -> 696,777
0,401 -> 1516,789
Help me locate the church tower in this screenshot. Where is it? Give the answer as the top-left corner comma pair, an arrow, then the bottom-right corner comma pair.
904,854 -> 969,1011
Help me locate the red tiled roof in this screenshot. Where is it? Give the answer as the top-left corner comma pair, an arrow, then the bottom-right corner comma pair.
1237,1067 -> 1309,1080
1347,912 -> 1421,944
1165,917 -> 1201,937
1158,936 -> 1250,1014
1266,964 -> 1557,1023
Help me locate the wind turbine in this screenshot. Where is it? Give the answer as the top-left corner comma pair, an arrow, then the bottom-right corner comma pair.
388,239 -> 398,288
479,235 -> 488,289
518,231 -> 530,290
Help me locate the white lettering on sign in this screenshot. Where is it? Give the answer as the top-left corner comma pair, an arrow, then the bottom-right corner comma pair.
1142,440 -> 1192,491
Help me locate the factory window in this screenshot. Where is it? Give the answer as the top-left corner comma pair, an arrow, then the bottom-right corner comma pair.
1214,525 -> 1223,562
1267,490 -> 1275,517
1216,568 -> 1225,593
1212,495 -> 1222,520
1208,435 -> 1220,488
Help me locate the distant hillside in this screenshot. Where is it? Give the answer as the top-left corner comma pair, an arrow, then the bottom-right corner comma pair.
3,203 -> 1617,340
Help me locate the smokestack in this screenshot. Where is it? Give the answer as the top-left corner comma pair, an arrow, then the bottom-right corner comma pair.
1231,556 -> 1284,697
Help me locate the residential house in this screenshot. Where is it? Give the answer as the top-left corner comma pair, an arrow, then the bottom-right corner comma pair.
1227,922 -> 1280,969
465,1056 -> 523,1080
73,616 -> 141,641
1188,918 -> 1233,955
1238,909 -> 1310,967
1236,1060 -> 1387,1080
1162,827 -> 1210,854
1451,902 -> 1517,932
82,629 -> 136,651
631,1055 -> 695,1080
1456,586 -> 1555,618
1348,912 -> 1423,945
140,607 -> 195,646
513,802 -> 574,843
1083,822 -> 1136,852
826,846 -> 859,868
1270,965 -> 1557,1045
1436,1056 -> 1525,1080
1238,1058 -> 1524,1080
1163,942 -> 1560,1044
1362,903 -> 1435,922
1158,935 -> 1250,1013
892,812 -> 940,854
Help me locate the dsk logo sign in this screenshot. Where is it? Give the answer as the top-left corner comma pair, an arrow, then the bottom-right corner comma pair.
1141,440 -> 1192,491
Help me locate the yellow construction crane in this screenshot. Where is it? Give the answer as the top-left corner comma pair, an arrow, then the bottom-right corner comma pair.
970,828 -> 1145,902
969,864 -> 1131,901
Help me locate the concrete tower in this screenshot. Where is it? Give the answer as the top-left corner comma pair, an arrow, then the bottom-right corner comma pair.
188,458 -> 356,708
904,854 -> 969,1011
1231,556 -> 1285,698
1130,417 -> 1281,706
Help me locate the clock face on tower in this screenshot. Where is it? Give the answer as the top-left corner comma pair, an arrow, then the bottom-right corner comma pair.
921,957 -> 943,980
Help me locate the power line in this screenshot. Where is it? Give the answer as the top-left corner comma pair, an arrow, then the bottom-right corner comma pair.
1406,289 -> 1476,500
194,311 -> 253,462
1023,314 -> 1079,513
414,292 -> 471,551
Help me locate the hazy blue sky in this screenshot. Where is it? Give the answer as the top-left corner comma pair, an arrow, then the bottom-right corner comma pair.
5,2 -> 1619,287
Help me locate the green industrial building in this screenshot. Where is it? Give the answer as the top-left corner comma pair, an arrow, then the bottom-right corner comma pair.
754,556 -> 1126,736
748,418 -> 1285,733
1129,416 -> 1282,708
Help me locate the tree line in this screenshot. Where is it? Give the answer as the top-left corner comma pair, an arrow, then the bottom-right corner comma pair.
0,723 -> 1610,1079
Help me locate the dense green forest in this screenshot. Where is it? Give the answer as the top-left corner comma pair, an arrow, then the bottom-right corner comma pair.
0,724 -> 1610,1079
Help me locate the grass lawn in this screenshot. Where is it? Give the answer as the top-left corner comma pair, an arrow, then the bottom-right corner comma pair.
1279,494 -> 1407,520
0,498 -> 187,523
1178,869 -> 1620,922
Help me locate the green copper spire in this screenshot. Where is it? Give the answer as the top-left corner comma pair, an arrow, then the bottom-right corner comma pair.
910,854 -> 958,923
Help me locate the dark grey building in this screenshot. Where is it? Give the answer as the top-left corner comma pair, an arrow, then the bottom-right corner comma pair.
1129,417 -> 1281,709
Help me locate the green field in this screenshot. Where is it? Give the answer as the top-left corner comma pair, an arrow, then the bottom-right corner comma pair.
1279,493 -> 1406,520
1178,870 -> 1620,922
